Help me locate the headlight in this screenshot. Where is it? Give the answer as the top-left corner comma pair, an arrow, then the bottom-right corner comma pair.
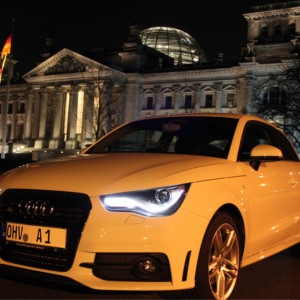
100,184 -> 190,216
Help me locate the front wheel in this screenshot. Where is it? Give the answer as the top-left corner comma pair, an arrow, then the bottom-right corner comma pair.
191,212 -> 241,300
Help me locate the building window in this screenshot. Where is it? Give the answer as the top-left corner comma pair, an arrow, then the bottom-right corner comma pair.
6,124 -> 12,140
165,96 -> 172,109
184,95 -> 192,109
18,102 -> 25,113
274,24 -> 282,37
289,23 -> 296,37
227,93 -> 235,108
205,95 -> 213,108
146,97 -> 154,109
16,123 -> 24,141
262,86 -> 286,105
261,26 -> 269,38
8,103 -> 13,114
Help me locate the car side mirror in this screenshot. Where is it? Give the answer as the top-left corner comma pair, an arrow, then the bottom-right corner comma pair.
249,144 -> 283,171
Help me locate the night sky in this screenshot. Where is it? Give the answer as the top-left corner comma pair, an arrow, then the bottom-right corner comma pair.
0,0 -> 289,74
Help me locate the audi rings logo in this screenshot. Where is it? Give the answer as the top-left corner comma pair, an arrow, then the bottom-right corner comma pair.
18,200 -> 55,217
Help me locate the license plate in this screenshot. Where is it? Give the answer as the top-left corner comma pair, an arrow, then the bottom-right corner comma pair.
3,222 -> 67,249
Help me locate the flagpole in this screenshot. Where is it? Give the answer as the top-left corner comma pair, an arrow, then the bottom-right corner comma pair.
1,19 -> 15,159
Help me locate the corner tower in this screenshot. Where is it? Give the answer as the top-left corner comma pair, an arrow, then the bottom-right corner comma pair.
242,1 -> 300,62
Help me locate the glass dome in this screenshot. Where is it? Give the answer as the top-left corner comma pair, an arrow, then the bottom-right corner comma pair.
140,26 -> 207,65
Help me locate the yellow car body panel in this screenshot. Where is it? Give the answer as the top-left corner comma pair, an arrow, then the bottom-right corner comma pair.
0,113 -> 299,294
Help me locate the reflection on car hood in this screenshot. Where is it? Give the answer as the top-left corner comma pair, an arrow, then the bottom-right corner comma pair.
0,153 -> 233,195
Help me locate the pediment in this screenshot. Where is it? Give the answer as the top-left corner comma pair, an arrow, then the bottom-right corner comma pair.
161,87 -> 173,94
202,85 -> 215,92
181,86 -> 193,93
223,84 -> 237,91
143,89 -> 154,95
23,48 -> 109,79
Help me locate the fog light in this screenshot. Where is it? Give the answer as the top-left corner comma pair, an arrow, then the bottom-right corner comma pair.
134,257 -> 160,277
92,253 -> 171,281
139,259 -> 156,274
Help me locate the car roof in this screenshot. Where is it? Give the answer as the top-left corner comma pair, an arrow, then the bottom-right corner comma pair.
136,113 -> 270,125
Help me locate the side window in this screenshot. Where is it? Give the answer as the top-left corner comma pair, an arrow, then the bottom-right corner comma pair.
239,122 -> 299,162
238,124 -> 271,161
274,129 -> 299,161
258,124 -> 299,161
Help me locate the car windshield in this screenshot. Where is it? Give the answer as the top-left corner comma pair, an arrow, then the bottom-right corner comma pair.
86,116 -> 238,158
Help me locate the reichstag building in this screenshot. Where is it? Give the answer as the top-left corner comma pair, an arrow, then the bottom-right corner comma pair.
0,1 -> 299,154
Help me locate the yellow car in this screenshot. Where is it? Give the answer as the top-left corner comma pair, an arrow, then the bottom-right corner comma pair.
0,113 -> 299,300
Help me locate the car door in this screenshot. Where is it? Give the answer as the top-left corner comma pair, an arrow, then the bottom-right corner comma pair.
238,121 -> 300,255
274,126 -> 300,237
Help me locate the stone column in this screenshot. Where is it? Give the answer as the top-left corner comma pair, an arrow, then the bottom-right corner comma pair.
173,84 -> 181,113
137,86 -> 144,114
124,83 -> 139,122
49,88 -> 64,149
200,90 -> 206,109
31,88 -> 40,140
215,82 -> 223,112
34,88 -> 48,149
24,89 -> 34,146
81,85 -> 94,148
245,75 -> 256,114
104,89 -> 112,133
193,84 -> 201,112
65,86 -> 78,149
154,86 -> 162,116
10,99 -> 17,141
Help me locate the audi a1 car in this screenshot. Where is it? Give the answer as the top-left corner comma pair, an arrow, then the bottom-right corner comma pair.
0,113 -> 299,300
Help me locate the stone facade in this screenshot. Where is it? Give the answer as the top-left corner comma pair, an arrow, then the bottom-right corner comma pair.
0,1 -> 299,154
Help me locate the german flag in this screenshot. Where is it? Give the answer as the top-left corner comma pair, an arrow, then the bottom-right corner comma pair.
0,34 -> 12,83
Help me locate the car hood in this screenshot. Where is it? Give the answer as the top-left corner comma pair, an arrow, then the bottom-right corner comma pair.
0,153 -> 234,195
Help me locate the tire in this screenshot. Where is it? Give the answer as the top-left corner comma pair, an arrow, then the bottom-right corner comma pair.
290,243 -> 300,257
187,212 -> 241,300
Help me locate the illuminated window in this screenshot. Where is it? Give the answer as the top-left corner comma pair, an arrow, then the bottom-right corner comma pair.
227,94 -> 235,108
262,86 -> 286,105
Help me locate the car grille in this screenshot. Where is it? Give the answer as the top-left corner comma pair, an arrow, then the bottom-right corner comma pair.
0,189 -> 91,272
